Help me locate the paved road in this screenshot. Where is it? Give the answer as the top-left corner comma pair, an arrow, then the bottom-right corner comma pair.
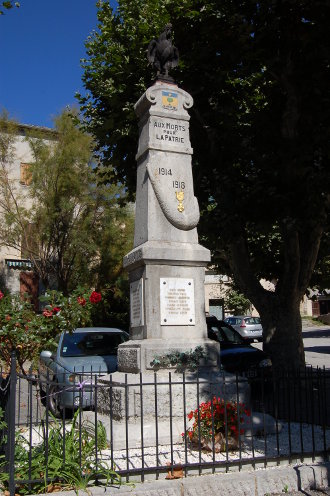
302,326 -> 330,369
253,325 -> 330,369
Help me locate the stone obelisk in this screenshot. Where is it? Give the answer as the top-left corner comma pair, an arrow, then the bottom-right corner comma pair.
117,25 -> 219,373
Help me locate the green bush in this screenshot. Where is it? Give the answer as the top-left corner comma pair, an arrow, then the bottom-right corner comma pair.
0,409 -> 120,494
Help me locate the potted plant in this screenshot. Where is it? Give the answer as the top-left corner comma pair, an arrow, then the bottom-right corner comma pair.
182,396 -> 251,452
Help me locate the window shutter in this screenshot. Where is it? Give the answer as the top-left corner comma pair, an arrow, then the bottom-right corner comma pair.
20,163 -> 32,185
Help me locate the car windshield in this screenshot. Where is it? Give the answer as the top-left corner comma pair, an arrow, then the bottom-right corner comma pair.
220,326 -> 244,344
60,332 -> 127,357
208,323 -> 244,344
208,326 -> 224,342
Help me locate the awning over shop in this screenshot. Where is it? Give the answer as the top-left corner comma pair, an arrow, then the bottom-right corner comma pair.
5,259 -> 33,269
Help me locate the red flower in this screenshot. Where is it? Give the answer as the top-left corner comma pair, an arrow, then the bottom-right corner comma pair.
0,291 -> 4,300
53,307 -> 61,314
89,291 -> 102,304
43,309 -> 53,317
77,296 -> 86,306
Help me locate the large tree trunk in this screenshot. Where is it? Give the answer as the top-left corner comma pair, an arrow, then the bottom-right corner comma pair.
258,293 -> 305,371
226,223 -> 323,370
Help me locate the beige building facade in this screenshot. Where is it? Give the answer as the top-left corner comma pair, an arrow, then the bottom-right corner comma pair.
0,124 -> 56,301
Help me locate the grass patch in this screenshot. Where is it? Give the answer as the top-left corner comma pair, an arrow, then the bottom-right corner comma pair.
301,316 -> 326,327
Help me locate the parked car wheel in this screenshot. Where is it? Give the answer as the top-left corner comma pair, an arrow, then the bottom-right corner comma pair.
48,380 -> 62,418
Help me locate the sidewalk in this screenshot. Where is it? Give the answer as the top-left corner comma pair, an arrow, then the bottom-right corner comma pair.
31,462 -> 330,496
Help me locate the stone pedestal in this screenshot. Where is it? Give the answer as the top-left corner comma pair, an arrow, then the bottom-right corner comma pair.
117,81 -> 220,374
97,371 -> 249,422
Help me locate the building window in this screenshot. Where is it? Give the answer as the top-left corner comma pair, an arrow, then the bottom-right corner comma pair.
209,299 -> 224,320
20,163 -> 32,186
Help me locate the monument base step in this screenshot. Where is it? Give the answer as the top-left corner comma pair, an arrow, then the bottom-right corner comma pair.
83,410 -> 277,451
97,369 -> 250,421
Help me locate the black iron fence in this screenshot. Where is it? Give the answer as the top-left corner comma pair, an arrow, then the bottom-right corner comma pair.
0,353 -> 329,495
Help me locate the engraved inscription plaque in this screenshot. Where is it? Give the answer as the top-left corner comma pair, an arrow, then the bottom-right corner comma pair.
160,277 -> 195,325
151,117 -> 188,146
130,279 -> 144,327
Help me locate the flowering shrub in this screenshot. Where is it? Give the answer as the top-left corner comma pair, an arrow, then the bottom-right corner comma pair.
0,288 -> 102,374
77,296 -> 86,306
89,291 -> 102,304
182,397 -> 251,451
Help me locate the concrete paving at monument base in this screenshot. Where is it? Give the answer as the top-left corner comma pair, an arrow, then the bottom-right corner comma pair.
28,462 -> 330,496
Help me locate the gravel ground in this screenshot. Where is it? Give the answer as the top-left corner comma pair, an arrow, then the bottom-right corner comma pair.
21,420 -> 330,473
107,422 -> 330,471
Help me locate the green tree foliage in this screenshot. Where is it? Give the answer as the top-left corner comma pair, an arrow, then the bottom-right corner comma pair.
223,287 -> 252,316
89,197 -> 134,329
0,111 -> 134,308
78,0 -> 330,368
0,1 -> 19,15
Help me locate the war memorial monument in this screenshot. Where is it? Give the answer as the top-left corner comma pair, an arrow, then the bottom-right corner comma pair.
99,26 -> 247,427
117,25 -> 219,374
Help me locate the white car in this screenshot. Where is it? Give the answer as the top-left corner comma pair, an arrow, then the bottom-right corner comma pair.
224,316 -> 263,342
39,327 -> 129,416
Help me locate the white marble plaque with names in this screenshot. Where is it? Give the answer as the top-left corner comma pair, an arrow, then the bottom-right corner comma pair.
130,279 -> 144,327
160,277 -> 195,326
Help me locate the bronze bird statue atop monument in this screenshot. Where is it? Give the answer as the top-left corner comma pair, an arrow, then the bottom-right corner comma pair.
147,23 -> 179,80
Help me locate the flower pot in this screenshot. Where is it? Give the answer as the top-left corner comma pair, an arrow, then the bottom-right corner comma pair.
190,432 -> 239,452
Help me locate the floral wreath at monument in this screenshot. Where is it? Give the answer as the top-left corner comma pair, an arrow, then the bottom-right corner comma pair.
150,346 -> 206,372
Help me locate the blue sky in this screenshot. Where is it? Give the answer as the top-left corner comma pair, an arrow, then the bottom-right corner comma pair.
1,1 -> 116,128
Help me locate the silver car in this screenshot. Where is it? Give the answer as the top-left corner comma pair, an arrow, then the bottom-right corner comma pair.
224,316 -> 263,342
39,327 -> 129,416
